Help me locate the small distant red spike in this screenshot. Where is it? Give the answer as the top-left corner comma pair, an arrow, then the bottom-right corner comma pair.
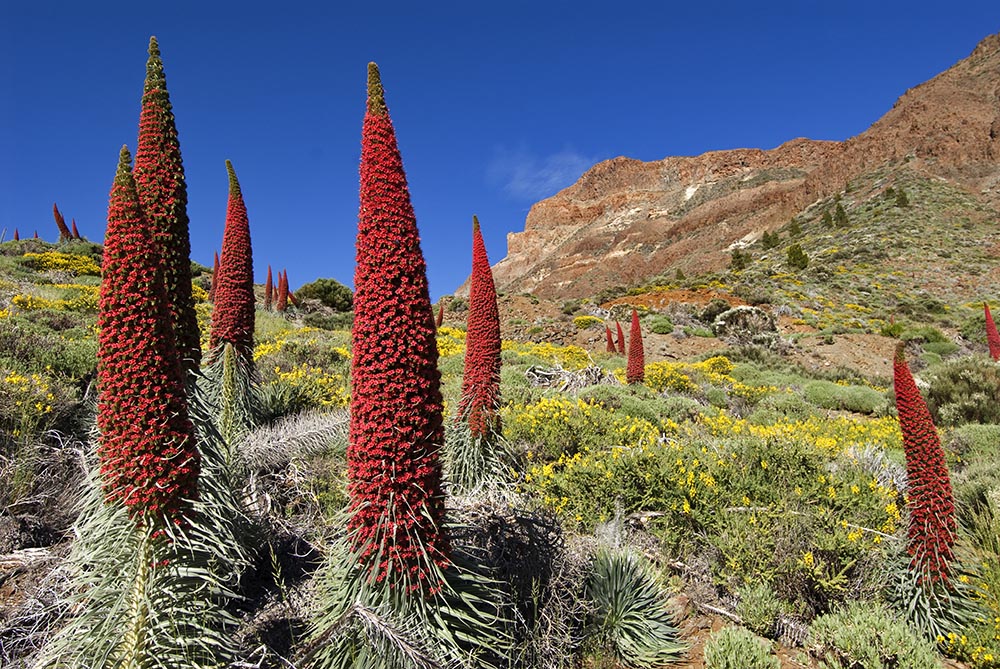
71,219 -> 81,239
436,301 -> 445,328
985,303 -> 1000,361
13,229 -> 19,241
264,265 -> 273,311
605,325 -> 615,353
615,321 -> 626,354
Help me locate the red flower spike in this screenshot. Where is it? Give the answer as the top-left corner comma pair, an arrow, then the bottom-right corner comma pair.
71,218 -> 81,240
264,265 -> 273,311
605,325 -> 615,353
893,343 -> 956,585
458,216 -> 502,438
626,309 -> 645,384
209,251 -> 220,302
12,229 -> 18,241
208,161 -> 255,359
288,289 -> 299,308
276,269 -> 288,312
348,62 -> 449,592
133,36 -> 201,372
436,301 -> 445,328
33,230 -> 38,239
53,203 -> 72,241
985,303 -> 1000,362
615,321 -> 626,355
97,146 -> 199,523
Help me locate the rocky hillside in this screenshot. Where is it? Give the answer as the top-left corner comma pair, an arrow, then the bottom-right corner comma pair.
482,33 -> 1000,300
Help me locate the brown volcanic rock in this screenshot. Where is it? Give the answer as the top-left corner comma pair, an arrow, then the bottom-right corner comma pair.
480,33 -> 1000,300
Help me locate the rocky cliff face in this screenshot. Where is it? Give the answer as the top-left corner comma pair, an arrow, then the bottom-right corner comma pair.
478,33 -> 1000,300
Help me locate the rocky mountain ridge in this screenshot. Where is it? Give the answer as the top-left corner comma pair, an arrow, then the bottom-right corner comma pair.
477,33 -> 1000,300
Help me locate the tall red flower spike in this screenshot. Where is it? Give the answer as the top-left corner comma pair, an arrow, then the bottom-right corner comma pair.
985,303 -> 1000,362
53,203 -> 72,241
348,62 -> 449,593
276,269 -> 288,312
436,301 -> 445,328
71,218 -> 81,239
208,161 -> 255,358
605,325 -> 615,353
615,321 -> 626,355
133,36 -> 201,373
33,231 -> 38,239
894,343 -> 955,585
288,289 -> 299,308
626,309 -> 645,384
209,251 -> 220,302
458,216 -> 502,438
97,146 -> 198,522
12,229 -> 18,241
264,265 -> 273,311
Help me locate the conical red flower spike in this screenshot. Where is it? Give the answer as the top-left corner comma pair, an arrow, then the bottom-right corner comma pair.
894,343 -> 956,585
458,216 -> 502,438
276,269 -> 288,312
97,146 -> 198,522
985,303 -> 1000,362
12,229 -> 19,241
71,219 -> 81,239
264,265 -> 273,311
53,203 -> 72,241
209,251 -> 220,302
133,36 -> 201,372
347,63 -> 449,593
615,321 -> 626,355
605,325 -> 615,353
436,301 -> 445,328
626,309 -> 645,384
208,161 -> 255,358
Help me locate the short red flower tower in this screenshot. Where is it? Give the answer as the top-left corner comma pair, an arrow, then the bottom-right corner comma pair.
626,309 -> 645,385
985,303 -> 1000,362
616,321 -> 626,354
347,62 -> 449,593
97,146 -> 198,521
605,325 -> 615,353
208,161 -> 255,359
893,343 -> 955,585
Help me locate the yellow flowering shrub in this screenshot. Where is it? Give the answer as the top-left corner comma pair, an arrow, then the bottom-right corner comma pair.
437,326 -> 466,357
0,370 -> 57,447
572,315 -> 603,330
10,284 -> 99,313
191,281 -> 209,303
501,340 -> 591,370
273,364 -> 349,408
22,251 -> 101,276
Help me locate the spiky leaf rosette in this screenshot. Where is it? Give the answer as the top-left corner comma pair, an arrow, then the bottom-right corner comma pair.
97,146 -> 198,521
134,36 -> 201,372
53,202 -> 72,241
585,549 -> 686,668
276,268 -> 288,311
347,62 -> 449,593
985,303 -> 1000,361
626,309 -> 644,385
606,325 -> 615,353
208,161 -> 256,359
37,389 -> 252,669
264,265 -> 273,310
894,343 -> 956,586
615,321 -> 626,355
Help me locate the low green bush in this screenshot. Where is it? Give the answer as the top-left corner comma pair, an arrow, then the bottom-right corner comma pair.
646,315 -> 674,335
924,355 -> 1000,426
809,601 -> 939,669
736,581 -> 783,637
703,626 -> 778,669
803,380 -> 886,415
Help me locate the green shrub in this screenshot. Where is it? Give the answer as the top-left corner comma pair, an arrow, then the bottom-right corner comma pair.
922,341 -> 959,357
736,581 -> 783,637
803,380 -> 887,415
700,299 -> 732,324
293,277 -> 353,311
703,626 -> 779,669
946,423 -> 1000,461
900,324 -> 948,343
787,244 -> 809,270
808,601 -> 939,669
924,355 -> 1000,426
562,299 -> 582,315
646,315 -> 674,335
303,311 -> 353,331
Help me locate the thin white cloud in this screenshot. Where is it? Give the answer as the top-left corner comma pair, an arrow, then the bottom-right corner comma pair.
487,145 -> 595,201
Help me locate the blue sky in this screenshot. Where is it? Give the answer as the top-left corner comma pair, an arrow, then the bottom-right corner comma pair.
1,2 -> 997,300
